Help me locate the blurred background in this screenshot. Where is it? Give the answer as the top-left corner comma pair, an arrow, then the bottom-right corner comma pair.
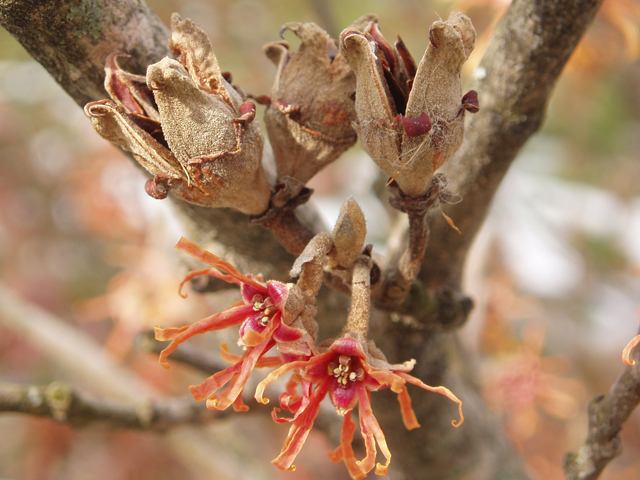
0,0 -> 639,479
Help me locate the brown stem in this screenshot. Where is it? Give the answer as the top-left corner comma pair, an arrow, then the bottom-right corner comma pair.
344,255 -> 372,337
564,353 -> 640,479
250,184 -> 317,256
0,381 -> 241,431
374,176 -> 443,310
387,207 -> 429,296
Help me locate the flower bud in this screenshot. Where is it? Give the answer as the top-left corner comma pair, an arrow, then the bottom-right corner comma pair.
85,14 -> 271,215
328,196 -> 367,274
340,12 -> 478,197
263,21 -> 358,184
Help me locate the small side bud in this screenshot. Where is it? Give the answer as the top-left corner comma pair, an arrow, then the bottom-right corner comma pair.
328,197 -> 367,272
462,90 -> 479,113
145,176 -> 170,199
396,112 -> 432,138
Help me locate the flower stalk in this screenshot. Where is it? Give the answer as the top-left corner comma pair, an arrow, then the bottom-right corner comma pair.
374,174 -> 452,309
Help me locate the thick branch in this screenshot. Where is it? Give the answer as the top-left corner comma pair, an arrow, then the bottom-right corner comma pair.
420,0 -> 604,289
372,325 -> 532,480
0,0 -> 170,106
369,0 -> 604,477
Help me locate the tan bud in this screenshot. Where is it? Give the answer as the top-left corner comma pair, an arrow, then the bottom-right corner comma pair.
263,21 -> 358,184
85,14 -> 271,215
340,12 -> 477,197
328,196 -> 367,272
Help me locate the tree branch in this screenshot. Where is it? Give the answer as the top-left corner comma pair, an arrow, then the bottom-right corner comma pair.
419,0 -> 605,289
369,0 -> 605,477
564,359 -> 640,479
0,0 -> 170,106
0,284 -> 274,478
0,0 -> 606,478
0,381 -> 241,430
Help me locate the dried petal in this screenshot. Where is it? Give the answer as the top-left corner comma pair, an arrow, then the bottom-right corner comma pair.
86,15 -> 272,215
84,99 -> 184,186
340,12 -> 477,197
169,13 -> 232,101
147,56 -> 270,214
105,53 -> 160,121
264,21 -> 358,183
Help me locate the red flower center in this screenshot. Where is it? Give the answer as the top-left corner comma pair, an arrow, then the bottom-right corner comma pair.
251,294 -> 277,327
327,355 -> 365,388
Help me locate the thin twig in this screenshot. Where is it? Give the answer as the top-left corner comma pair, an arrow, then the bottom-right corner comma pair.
564,348 -> 640,479
374,176 -> 444,310
0,381 -> 239,431
0,284 -> 153,401
0,284 -> 275,478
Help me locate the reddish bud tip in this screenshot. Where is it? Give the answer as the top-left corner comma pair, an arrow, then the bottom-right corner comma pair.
145,176 -> 169,199
252,94 -> 271,105
275,99 -> 300,116
238,101 -> 257,123
397,112 -> 431,137
462,90 -> 479,113
429,27 -> 439,48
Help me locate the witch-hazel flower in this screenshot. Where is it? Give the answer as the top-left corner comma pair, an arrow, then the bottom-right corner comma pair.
340,12 -> 478,197
155,237 -> 317,411
255,256 -> 463,479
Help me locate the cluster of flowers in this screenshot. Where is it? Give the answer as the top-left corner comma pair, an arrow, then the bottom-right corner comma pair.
84,11 -> 477,478
155,221 -> 463,479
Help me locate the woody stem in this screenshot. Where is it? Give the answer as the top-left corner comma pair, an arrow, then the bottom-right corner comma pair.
374,176 -> 442,310
344,255 -> 372,337
384,208 -> 429,306
250,184 -> 317,256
